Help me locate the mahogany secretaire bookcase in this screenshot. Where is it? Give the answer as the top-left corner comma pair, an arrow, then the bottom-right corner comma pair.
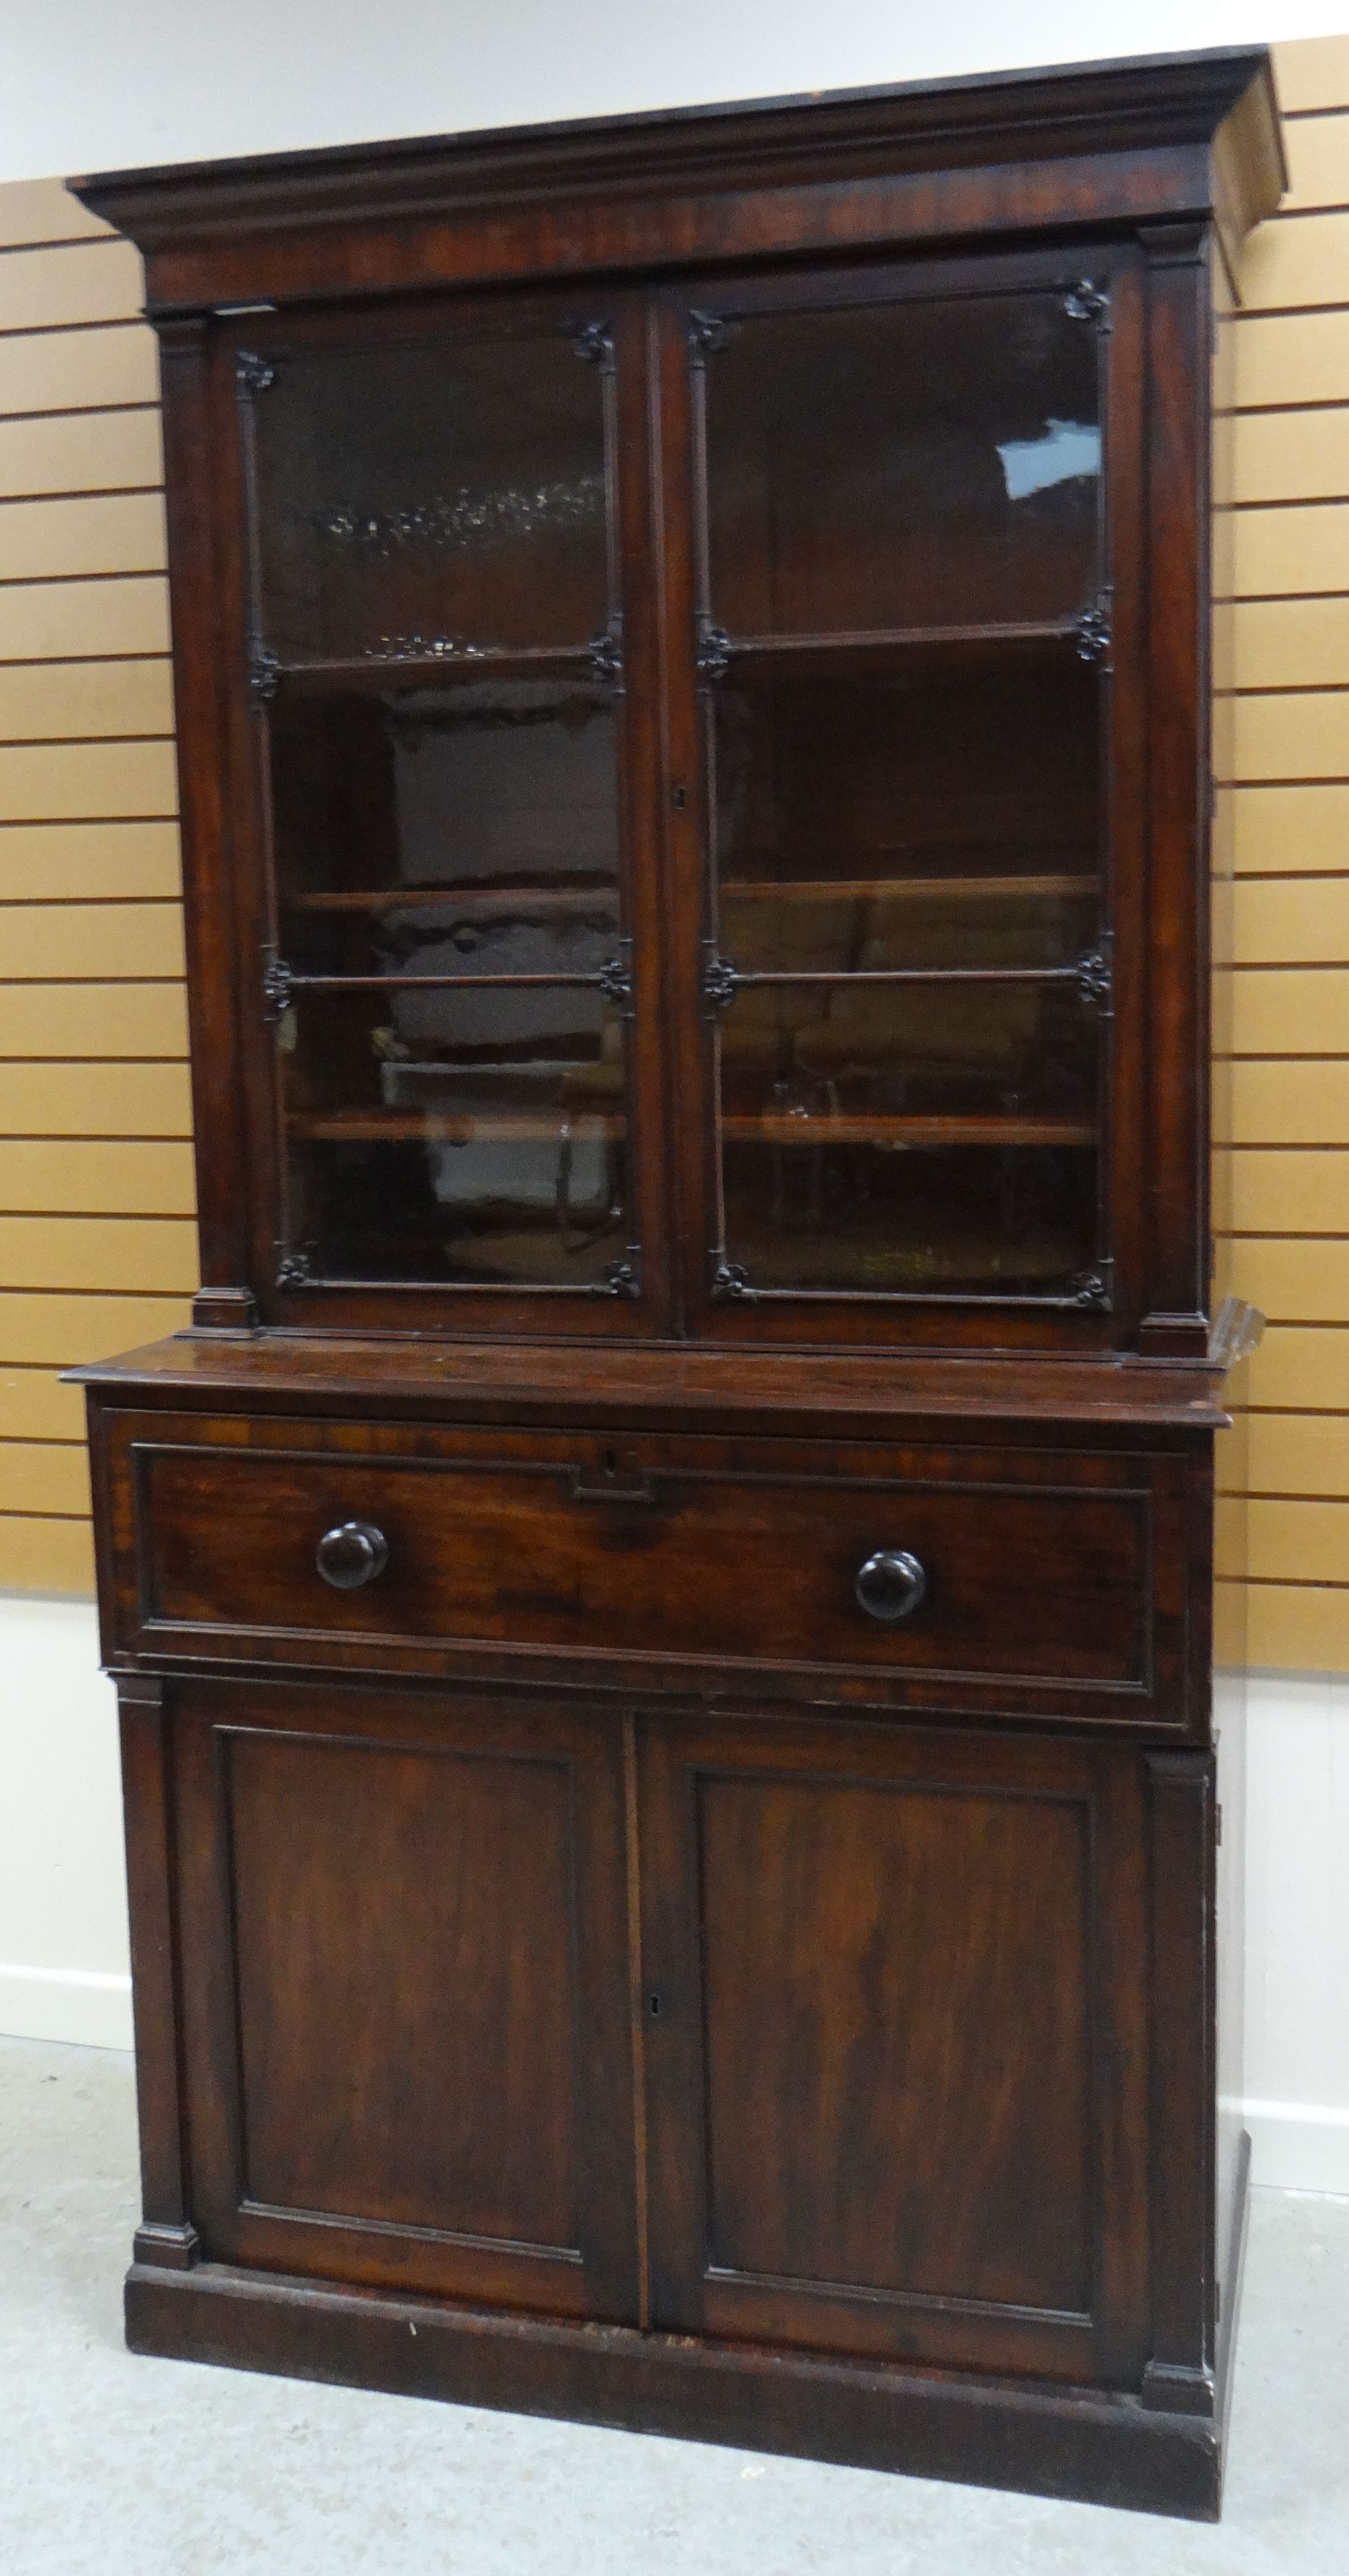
69,46 -> 1280,2520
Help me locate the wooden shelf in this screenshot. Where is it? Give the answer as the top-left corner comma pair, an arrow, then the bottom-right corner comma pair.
286,883 -> 619,916
721,874 -> 1098,905
720,619 -> 1083,674
722,1112 -> 1097,1148
289,1109 -> 627,1143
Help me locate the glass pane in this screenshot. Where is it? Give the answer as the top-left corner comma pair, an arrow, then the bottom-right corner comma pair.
269,674 -> 631,1287
704,292 -> 1100,635
279,985 -> 629,1287
251,333 -> 609,662
273,677 -> 620,968
711,659 -> 1105,1299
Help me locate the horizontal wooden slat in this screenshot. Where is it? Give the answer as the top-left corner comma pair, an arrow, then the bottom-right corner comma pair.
0,1287 -> 191,1365
1227,966 -> 1349,1051
1231,309 -> 1349,409
0,1214 -> 197,1292
1220,691 -> 1349,784
0,981 -> 187,1058
0,490 -> 166,581
0,180 -> 114,249
0,575 -> 169,664
0,738 -> 176,820
1282,113 -> 1349,213
0,1438 -> 90,1515
1242,1496 -> 1349,1584
0,1062 -> 192,1135
1220,500 -> 1349,598
0,658 -> 173,742
0,323 -> 158,418
0,1139 -> 195,1215
1230,406 -> 1349,504
1222,1237 -> 1349,1321
0,1512 -> 96,1596
0,407 -> 161,500
1227,1147 -> 1349,1234
0,1365 -> 85,1441
1222,598 -> 1349,691
1220,1412 -> 1349,1498
1212,1576 -> 1248,1667
0,819 -> 180,902
0,240 -> 143,333
0,899 -> 185,981
1274,36 -> 1349,115
1233,875 -> 1349,963
1228,1061 -> 1349,1144
1220,781 -> 1349,872
1246,1324 -> 1349,1409
1240,210 -> 1349,314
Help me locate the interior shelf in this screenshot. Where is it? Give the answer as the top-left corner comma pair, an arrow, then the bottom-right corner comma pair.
724,1112 -> 1097,1148
716,619 -> 1086,674
286,884 -> 619,915
287,1109 -> 628,1143
720,873 -> 1099,904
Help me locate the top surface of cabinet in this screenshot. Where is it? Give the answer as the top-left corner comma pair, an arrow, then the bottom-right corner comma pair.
74,49 -> 1283,1362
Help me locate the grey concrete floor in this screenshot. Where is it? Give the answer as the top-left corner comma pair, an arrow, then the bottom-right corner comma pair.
2,2036 -> 1347,2575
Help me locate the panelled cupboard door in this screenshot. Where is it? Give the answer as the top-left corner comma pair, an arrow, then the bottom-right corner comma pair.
657,245 -> 1150,1350
169,1677 -> 640,2319
638,1713 -> 1150,2385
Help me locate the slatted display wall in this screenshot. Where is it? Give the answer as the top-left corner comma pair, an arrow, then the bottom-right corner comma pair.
1214,35 -> 1349,1670
0,38 -> 1347,1668
0,179 -> 194,1595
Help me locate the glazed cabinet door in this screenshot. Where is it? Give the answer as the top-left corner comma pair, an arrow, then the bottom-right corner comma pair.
169,1676 -> 640,2319
659,247 -> 1149,1348
217,292 -> 670,1331
639,1711 -> 1152,2385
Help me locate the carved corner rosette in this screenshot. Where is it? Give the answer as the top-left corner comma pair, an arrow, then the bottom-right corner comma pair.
249,642 -> 281,703
261,955 -> 294,1020
236,348 -> 276,393
688,309 -> 739,358
1063,280 -> 1110,328
695,622 -> 731,685
569,319 -> 615,369
711,1256 -> 753,1300
603,1252 -> 641,1298
1074,591 -> 1113,666
588,624 -> 625,688
1066,1259 -> 1115,1311
702,950 -> 739,1013
1076,938 -> 1114,1011
598,940 -> 634,1010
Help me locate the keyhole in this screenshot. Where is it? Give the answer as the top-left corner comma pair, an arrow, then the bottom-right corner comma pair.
671,784 -> 687,812
648,1992 -> 662,2018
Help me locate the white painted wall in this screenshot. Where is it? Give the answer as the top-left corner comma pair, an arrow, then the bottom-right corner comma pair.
1,1594 -> 1345,2191
1,0 -> 1347,183
0,1599 -> 130,2051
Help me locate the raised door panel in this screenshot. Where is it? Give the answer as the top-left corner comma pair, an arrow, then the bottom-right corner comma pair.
171,1677 -> 638,2319
640,1714 -> 1150,2384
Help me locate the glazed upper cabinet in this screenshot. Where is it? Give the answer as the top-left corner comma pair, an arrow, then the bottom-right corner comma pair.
213,239 -> 1187,1350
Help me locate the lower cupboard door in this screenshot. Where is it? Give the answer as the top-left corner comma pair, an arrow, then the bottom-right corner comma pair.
170,1677 -> 639,2319
638,1712 -> 1152,2385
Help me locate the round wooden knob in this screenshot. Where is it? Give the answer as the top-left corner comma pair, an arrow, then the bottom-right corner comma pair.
854,1549 -> 927,1624
315,1521 -> 389,1591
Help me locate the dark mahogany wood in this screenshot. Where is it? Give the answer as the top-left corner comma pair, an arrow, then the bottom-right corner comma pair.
67,49 -> 1280,2521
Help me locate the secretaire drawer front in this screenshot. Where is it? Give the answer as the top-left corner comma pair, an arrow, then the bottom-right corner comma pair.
106,1414 -> 1196,1725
